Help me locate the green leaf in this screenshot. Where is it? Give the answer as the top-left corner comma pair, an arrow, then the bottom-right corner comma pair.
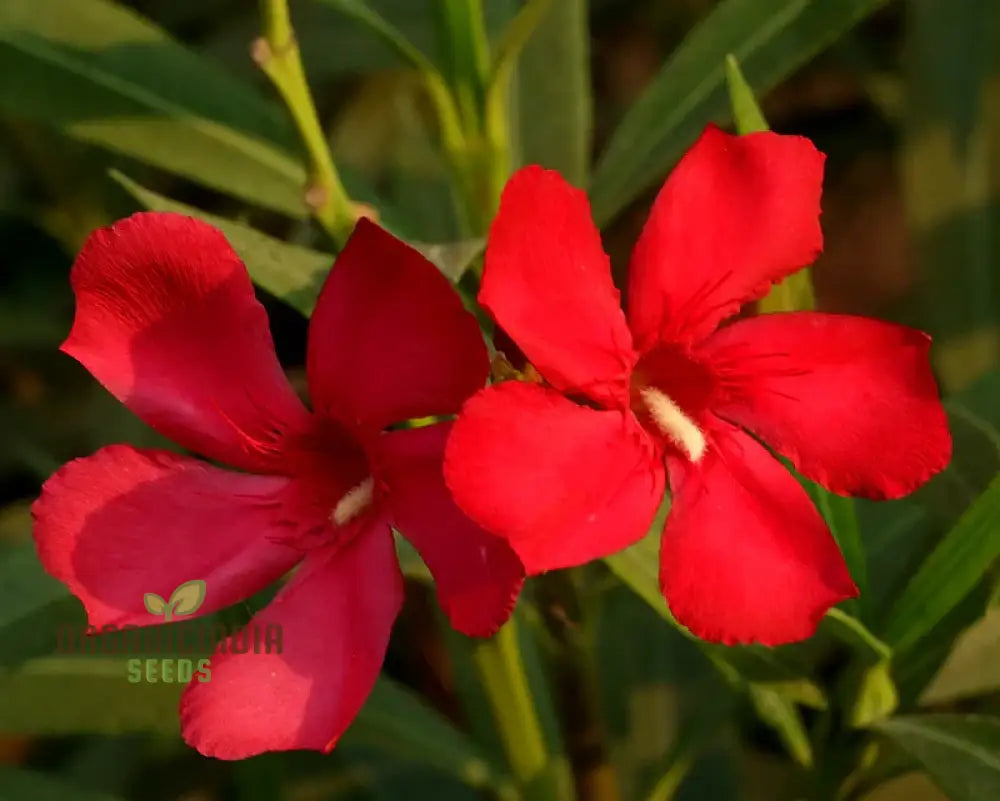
884,473 -> 1000,653
0,0 -> 308,216
604,528 -> 817,684
112,171 -> 332,315
0,655 -> 499,788
317,0 -> 439,74
341,676 -> 506,790
843,659 -> 899,729
0,765 -> 123,801
513,0 -> 591,187
899,0 -> 1000,392
821,608 -> 891,663
747,684 -> 813,767
724,52 -> 816,316
724,54 -> 768,135
0,544 -> 82,666
589,0 -> 887,226
115,171 -> 481,304
873,714 -> 1000,801
433,0 -> 491,130
812,489 -> 868,619
0,657 -> 187,733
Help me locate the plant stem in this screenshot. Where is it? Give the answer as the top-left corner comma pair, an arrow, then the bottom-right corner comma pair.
537,569 -> 621,801
473,617 -> 567,800
255,0 -> 355,246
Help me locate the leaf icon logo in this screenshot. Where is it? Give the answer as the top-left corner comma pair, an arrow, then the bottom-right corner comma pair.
143,580 -> 206,622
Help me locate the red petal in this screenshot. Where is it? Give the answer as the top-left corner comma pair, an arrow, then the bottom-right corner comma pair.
63,213 -> 311,473
307,219 -> 488,433
444,382 -> 664,574
627,126 -> 824,348
180,524 -> 402,758
697,312 -> 951,499
31,446 -> 303,629
660,420 -> 857,646
481,167 -> 637,408
376,422 -> 524,636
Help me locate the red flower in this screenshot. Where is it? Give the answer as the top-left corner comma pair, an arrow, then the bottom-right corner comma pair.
444,125 -> 951,646
32,213 -> 523,758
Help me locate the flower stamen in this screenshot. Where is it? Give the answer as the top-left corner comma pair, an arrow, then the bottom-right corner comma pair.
331,476 -> 374,526
639,387 -> 706,462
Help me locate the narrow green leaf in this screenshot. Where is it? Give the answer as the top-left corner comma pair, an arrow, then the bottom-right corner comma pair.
747,684 -> 813,767
724,53 -> 816,314
812,489 -> 868,619
433,0 -> 491,130
341,676 -> 505,790
873,714 -> 1000,801
821,608 -> 891,663
317,0 -> 440,73
0,545 -> 82,666
0,657 -> 186,734
0,0 -> 308,216
513,0 -> 591,187
590,0 -> 887,226
115,172 -> 481,306
0,655 -> 498,788
884,473 -> 1000,652
111,172 -> 332,316
724,54 -> 768,135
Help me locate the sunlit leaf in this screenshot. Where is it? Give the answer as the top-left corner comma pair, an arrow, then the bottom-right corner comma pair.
873,714 -> 1000,801
112,171 -> 333,315
0,0 -> 308,216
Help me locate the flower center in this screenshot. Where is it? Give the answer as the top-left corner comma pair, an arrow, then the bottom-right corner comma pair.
637,386 -> 706,462
629,344 -> 716,463
331,476 -> 374,526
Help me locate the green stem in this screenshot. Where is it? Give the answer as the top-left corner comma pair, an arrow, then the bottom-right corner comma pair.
537,570 -> 621,801
255,0 -> 355,246
472,618 -> 562,800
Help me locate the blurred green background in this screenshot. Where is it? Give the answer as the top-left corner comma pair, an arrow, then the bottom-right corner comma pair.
1,1 -> 999,800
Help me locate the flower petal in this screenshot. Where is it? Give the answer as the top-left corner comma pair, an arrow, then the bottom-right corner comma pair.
697,312 -> 951,499
307,219 -> 488,433
376,422 -> 524,636
445,381 -> 664,574
481,167 -> 637,408
660,420 -> 857,646
180,524 -> 403,759
63,212 -> 311,473
31,446 -> 303,629
627,125 -> 824,348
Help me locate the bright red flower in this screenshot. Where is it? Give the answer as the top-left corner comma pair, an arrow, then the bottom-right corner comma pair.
32,212 -> 523,758
444,124 -> 951,646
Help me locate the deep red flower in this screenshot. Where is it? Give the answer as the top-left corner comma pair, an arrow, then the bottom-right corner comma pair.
32,212 -> 523,758
444,124 -> 951,646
